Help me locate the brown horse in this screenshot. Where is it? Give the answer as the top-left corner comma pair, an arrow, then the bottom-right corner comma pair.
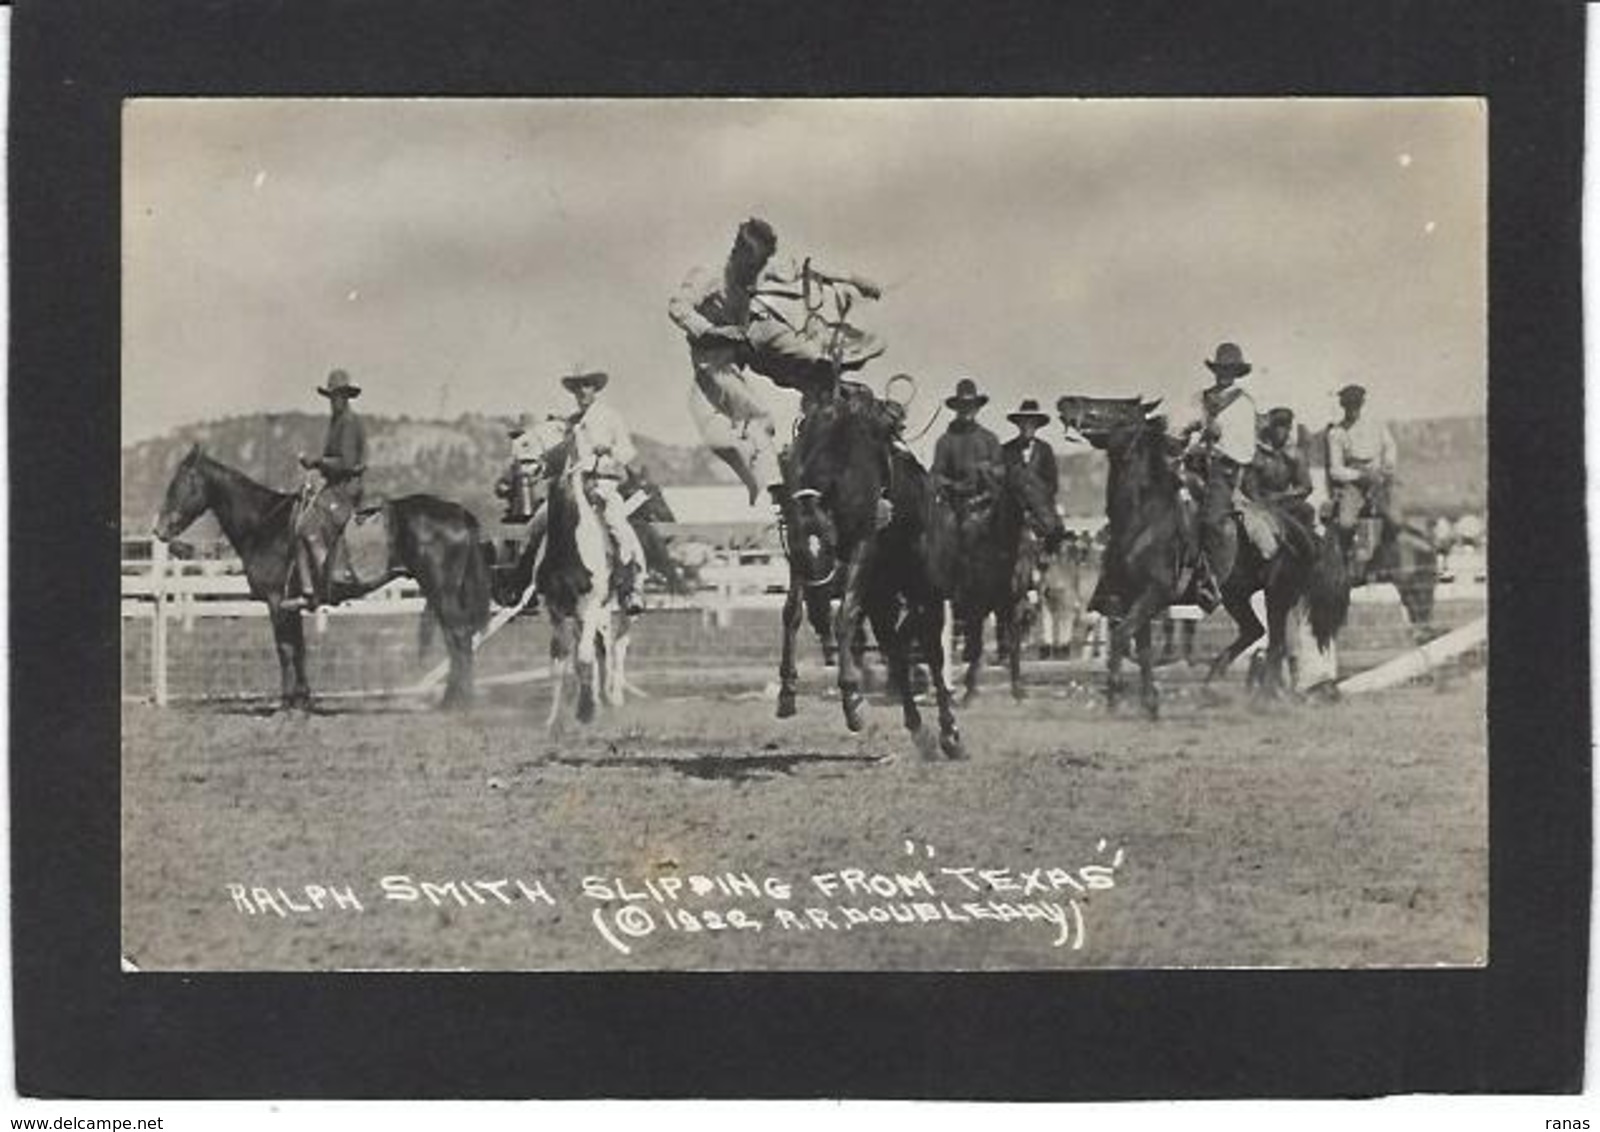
153,446 -> 491,710
785,386 -> 965,758
949,462 -> 1065,702
1056,396 -> 1349,717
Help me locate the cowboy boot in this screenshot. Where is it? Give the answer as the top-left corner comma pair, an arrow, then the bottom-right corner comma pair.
281,543 -> 318,612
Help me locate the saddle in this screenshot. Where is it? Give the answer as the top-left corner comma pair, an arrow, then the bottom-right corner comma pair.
325,503 -> 394,591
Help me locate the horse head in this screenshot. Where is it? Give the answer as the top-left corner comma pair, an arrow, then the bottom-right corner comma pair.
153,444 -> 210,541
1056,395 -> 1162,449
791,387 -> 898,547
788,487 -> 840,589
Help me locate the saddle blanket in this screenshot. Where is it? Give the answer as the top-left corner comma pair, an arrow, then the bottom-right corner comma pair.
328,505 -> 393,590
1236,496 -> 1284,560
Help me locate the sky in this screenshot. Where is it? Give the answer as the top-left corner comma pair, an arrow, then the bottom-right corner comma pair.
123,98 -> 1485,452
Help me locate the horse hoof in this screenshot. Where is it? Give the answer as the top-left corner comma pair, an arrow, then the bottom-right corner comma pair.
842,693 -> 865,732
577,691 -> 596,725
912,727 -> 940,759
1142,700 -> 1160,721
776,690 -> 797,719
940,731 -> 966,760
1010,685 -> 1028,703
961,687 -> 979,708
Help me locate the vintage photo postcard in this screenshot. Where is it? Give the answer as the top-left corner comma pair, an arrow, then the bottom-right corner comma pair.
120,97 -> 1489,973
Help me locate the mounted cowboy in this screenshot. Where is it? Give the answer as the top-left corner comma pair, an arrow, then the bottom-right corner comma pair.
1169,342 -> 1259,610
932,378 -> 1003,531
1248,406 -> 1315,528
1325,382 -> 1401,540
515,371 -> 647,617
495,413 -> 543,524
1001,398 -> 1059,508
667,217 -> 884,505
283,367 -> 367,612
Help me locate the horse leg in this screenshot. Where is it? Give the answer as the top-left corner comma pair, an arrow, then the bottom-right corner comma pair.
807,589 -> 837,666
1105,612 -> 1126,713
833,545 -> 875,733
575,608 -> 599,725
1007,601 -> 1028,701
777,585 -> 804,718
545,618 -> 571,732
602,615 -> 628,707
853,624 -> 875,694
1134,614 -> 1158,720
912,599 -> 964,759
1202,587 -> 1263,703
961,607 -> 984,705
443,614 -> 477,712
1262,580 -> 1299,702
866,599 -> 926,753
603,614 -> 628,708
271,608 -> 309,711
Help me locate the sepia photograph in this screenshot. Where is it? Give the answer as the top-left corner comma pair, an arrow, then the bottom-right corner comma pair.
117,96 -> 1490,973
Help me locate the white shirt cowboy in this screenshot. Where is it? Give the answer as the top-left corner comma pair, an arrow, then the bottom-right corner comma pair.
1326,415 -> 1398,485
568,401 -> 637,477
1172,384 -> 1259,465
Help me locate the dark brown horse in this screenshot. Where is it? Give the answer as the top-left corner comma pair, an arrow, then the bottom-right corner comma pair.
785,387 -> 965,758
1056,396 -> 1349,718
950,462 -> 1065,702
153,446 -> 491,710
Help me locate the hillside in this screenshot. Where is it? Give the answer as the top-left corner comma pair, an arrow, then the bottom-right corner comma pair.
1053,414 -> 1485,518
121,412 -> 737,535
122,410 -> 1486,535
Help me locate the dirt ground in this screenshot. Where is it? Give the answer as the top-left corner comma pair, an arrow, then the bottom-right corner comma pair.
122,667 -> 1487,971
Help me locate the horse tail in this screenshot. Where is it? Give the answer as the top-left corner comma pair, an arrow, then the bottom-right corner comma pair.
1307,527 -> 1351,650
418,595 -> 438,659
464,533 -> 492,633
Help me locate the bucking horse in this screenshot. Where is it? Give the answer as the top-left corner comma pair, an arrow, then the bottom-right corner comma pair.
782,384 -> 965,759
1056,396 -> 1350,718
153,445 -> 491,710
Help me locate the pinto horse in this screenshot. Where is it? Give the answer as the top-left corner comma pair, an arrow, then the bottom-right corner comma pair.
493,428 -> 634,728
785,386 -> 964,758
152,446 -> 491,710
1056,396 -> 1349,717
949,463 -> 1065,702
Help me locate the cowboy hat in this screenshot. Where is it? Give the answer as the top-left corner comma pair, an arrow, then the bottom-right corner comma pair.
1204,342 -> 1252,378
316,368 -> 361,398
561,370 -> 610,393
945,377 -> 989,410
1006,398 -> 1050,427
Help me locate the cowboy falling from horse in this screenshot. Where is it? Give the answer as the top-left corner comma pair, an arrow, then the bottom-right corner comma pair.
668,217 -> 886,508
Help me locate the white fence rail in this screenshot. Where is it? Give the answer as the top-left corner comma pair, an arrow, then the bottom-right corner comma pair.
123,539 -> 1486,707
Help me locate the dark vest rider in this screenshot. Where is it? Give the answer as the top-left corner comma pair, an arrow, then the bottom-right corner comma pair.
282,368 -> 367,612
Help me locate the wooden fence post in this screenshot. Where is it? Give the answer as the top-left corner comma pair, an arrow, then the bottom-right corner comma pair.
151,539 -> 170,707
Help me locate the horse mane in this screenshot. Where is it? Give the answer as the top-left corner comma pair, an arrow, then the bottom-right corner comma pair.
1103,417 -> 1178,526
195,449 -> 293,505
